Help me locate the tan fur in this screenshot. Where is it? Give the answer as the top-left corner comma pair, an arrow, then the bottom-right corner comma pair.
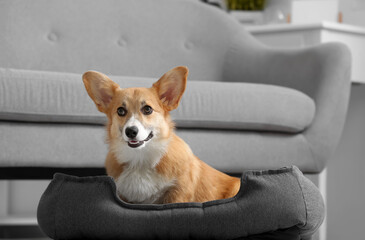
83,66 -> 241,204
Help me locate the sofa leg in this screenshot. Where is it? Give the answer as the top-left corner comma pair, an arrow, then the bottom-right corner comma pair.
318,168 -> 327,240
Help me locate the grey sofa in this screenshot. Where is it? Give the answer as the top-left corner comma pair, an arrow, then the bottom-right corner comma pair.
0,0 -> 351,175
0,0 -> 350,237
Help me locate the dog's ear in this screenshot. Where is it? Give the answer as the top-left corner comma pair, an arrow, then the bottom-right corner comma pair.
82,71 -> 120,113
152,66 -> 188,111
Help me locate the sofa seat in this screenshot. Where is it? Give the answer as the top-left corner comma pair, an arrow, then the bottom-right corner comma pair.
0,68 -> 315,133
0,121 -> 317,172
0,68 -> 318,171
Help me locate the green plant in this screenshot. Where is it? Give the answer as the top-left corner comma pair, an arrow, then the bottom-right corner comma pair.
226,0 -> 266,11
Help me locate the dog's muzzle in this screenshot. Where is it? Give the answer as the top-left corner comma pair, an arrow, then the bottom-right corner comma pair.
127,132 -> 154,148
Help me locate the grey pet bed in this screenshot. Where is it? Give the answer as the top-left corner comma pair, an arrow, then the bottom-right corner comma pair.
37,166 -> 324,240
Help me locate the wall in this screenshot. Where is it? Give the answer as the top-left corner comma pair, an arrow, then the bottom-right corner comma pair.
327,85 -> 365,239
339,0 -> 365,27
326,1 -> 365,239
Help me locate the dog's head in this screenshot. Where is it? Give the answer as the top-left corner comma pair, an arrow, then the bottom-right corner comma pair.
82,66 -> 188,163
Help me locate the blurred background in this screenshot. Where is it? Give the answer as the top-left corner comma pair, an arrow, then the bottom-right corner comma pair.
0,0 -> 364,239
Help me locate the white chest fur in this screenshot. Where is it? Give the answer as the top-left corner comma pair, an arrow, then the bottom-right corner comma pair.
115,165 -> 173,204
110,129 -> 173,204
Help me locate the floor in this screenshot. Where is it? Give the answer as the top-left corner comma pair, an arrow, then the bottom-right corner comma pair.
0,226 -> 50,239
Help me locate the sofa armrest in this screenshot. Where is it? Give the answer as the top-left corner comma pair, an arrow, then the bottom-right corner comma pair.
224,42 -> 352,172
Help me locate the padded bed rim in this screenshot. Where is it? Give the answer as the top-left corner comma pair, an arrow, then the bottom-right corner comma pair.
37,166 -> 325,239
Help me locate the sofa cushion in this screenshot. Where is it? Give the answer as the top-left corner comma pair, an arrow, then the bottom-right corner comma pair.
0,68 -> 315,133
0,122 -> 319,172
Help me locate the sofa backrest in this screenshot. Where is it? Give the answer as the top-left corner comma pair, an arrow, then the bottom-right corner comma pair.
0,0 -> 257,81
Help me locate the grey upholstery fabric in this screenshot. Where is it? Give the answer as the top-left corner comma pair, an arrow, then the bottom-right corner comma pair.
0,0 -> 351,175
0,68 -> 315,133
0,0 -> 257,80
0,122 -> 316,172
37,166 -> 325,240
226,43 -> 352,172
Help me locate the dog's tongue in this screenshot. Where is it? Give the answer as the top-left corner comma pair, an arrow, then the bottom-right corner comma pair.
128,132 -> 153,148
128,140 -> 144,148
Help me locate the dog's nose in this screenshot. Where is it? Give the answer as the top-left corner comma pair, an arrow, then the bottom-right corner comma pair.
125,126 -> 139,139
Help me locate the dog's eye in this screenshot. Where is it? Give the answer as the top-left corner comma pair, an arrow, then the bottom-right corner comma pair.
142,105 -> 153,115
117,107 -> 127,117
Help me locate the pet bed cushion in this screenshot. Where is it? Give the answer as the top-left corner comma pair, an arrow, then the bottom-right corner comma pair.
37,166 -> 324,240
0,68 -> 315,133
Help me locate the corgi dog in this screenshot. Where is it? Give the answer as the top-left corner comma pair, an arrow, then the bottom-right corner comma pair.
82,66 -> 240,204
